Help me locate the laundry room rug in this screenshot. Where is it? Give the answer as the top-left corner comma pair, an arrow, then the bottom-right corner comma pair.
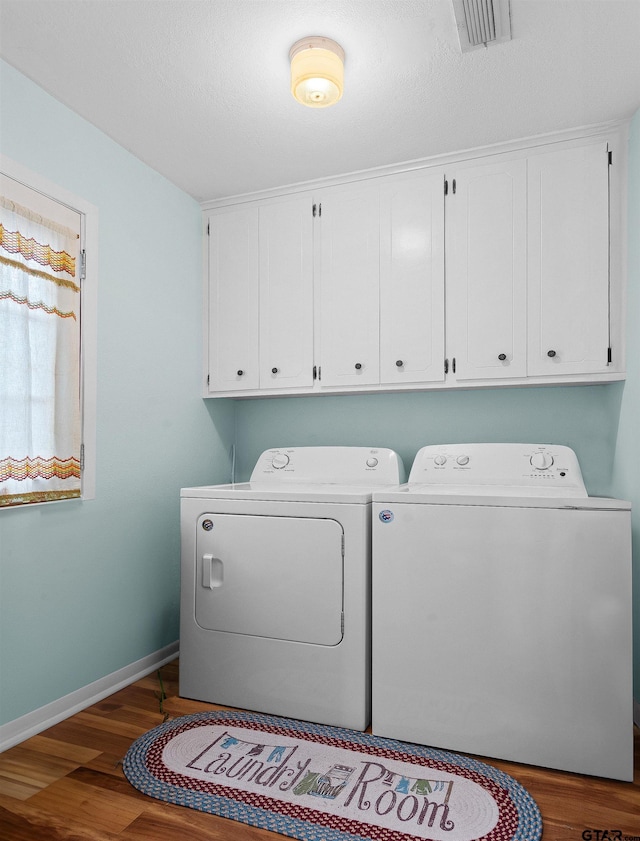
122,710 -> 541,841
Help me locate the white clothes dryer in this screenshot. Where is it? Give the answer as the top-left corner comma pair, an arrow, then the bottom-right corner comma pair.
372,443 -> 633,781
180,446 -> 405,731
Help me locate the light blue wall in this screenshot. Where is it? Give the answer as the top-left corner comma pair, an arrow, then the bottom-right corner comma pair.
0,61 -> 234,725
234,384 -> 624,495
1,57 -> 638,729
611,110 -> 640,698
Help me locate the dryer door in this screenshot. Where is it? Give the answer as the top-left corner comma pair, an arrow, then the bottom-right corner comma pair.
195,514 -> 344,645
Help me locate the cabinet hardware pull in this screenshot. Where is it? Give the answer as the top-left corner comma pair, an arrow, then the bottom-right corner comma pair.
355,363 -> 362,370
271,367 -> 279,374
396,360 -> 404,367
547,350 -> 557,358
498,353 -> 507,361
237,369 -> 244,376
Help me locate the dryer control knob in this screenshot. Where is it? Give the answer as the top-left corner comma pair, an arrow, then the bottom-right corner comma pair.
456,455 -> 470,465
366,457 -> 378,468
271,454 -> 290,469
434,455 -> 447,466
530,452 -> 554,470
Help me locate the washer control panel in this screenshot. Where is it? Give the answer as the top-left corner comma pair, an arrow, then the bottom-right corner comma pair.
250,447 -> 405,485
408,443 -> 587,496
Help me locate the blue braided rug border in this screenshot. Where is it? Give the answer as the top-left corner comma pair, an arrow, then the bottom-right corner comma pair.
123,710 -> 542,841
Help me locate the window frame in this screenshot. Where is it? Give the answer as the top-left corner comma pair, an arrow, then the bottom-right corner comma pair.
1,154 -> 98,502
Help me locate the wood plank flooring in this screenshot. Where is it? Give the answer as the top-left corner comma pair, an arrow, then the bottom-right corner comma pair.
1,660 -> 638,840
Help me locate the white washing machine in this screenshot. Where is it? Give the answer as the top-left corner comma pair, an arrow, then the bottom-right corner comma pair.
180,446 -> 405,731
372,443 -> 633,781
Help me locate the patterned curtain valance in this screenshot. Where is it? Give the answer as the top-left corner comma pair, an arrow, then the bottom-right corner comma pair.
0,183 -> 82,508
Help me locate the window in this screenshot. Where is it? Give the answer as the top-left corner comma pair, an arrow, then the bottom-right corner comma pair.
0,159 -> 96,507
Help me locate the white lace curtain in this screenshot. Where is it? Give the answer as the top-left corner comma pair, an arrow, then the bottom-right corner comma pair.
0,191 -> 82,507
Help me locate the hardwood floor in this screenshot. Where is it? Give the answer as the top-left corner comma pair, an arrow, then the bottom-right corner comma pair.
1,659 -> 638,840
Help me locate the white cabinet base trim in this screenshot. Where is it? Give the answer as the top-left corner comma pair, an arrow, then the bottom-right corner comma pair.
206,370 -> 625,399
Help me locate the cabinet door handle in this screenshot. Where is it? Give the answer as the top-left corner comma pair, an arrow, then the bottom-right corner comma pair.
547,350 -> 557,358
396,360 -> 404,367
355,363 -> 362,370
237,369 -> 244,376
271,367 -> 279,374
498,353 -> 507,361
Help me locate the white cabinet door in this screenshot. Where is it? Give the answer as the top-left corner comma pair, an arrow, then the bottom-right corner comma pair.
318,183 -> 381,387
259,195 -> 314,390
379,170 -> 446,385
528,141 -> 610,376
207,206 -> 259,391
447,158 -> 527,380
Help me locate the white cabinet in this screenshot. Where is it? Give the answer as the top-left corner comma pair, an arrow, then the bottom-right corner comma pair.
318,183 -> 381,388
204,127 -> 625,397
446,158 -> 527,381
527,140 -> 611,376
318,172 -> 446,390
207,205 -> 259,392
258,196 -> 314,390
379,170 -> 445,385
206,195 -> 314,395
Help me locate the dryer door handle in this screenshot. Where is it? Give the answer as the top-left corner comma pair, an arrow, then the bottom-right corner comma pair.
202,554 -> 224,589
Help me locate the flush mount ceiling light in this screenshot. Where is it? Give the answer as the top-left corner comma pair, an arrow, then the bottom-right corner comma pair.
289,36 -> 345,108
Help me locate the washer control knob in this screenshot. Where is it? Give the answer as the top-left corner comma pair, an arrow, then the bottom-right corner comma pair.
271,453 -> 290,469
434,455 -> 447,466
530,452 -> 554,470
366,457 -> 378,468
456,455 -> 469,466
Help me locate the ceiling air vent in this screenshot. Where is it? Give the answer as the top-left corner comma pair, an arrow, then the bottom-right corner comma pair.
451,0 -> 512,52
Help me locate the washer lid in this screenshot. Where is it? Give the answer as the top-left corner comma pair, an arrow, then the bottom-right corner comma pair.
373,490 -> 630,510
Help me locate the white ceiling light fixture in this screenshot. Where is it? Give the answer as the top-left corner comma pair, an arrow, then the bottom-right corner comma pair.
290,36 -> 345,108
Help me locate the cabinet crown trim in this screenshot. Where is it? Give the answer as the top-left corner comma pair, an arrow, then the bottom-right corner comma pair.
200,119 -> 629,211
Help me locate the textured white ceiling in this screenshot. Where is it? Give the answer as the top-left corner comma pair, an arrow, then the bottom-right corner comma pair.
1,0 -> 639,202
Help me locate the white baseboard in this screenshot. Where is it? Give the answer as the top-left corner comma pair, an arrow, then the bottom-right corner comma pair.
0,641 -> 179,753
2,648 -> 636,752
